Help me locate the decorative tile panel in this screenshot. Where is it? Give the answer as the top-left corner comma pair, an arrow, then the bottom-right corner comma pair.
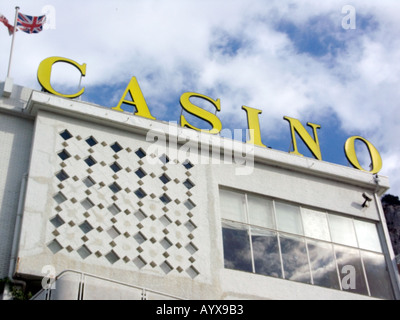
47,128 -> 200,279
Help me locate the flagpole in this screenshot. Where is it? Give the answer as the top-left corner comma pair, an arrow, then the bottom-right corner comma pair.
7,6 -> 20,78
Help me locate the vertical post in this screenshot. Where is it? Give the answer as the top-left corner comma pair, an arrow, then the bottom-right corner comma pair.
77,74 -> 83,101
374,193 -> 400,299
7,6 -> 20,78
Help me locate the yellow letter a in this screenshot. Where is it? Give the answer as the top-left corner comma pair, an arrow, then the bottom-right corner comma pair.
112,77 -> 156,120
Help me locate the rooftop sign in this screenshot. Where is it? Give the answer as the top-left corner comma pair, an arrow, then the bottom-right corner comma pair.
36,56 -> 382,174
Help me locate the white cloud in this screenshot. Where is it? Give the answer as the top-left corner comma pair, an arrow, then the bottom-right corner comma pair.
1,0 -> 400,195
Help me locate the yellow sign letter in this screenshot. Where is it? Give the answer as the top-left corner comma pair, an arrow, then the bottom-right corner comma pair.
284,116 -> 322,160
37,56 -> 86,99
180,92 -> 222,134
344,136 -> 382,174
242,106 -> 267,148
112,77 -> 156,120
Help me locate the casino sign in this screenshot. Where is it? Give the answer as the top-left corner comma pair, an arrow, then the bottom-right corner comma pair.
36,56 -> 383,174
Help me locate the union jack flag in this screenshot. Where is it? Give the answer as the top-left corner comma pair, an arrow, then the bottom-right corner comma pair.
17,12 -> 46,34
0,13 -> 14,35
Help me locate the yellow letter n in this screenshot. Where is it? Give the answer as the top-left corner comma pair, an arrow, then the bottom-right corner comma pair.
112,77 -> 156,120
284,116 -> 322,160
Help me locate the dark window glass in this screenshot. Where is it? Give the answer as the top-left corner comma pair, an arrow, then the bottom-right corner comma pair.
159,174 -> 170,184
135,148 -> 146,158
85,136 -> 97,146
307,240 -> 340,289
183,160 -> 193,170
280,234 -> 311,284
134,188 -> 147,199
135,168 -> 146,178
79,221 -> 93,234
50,215 -> 65,228
222,221 -> 252,273
84,156 -> 96,167
334,245 -> 368,296
183,179 -> 194,189
110,142 -> 122,153
362,251 -> 394,300
56,170 -> 69,182
109,182 -> 121,193
110,162 -> 122,173
60,130 -> 72,140
57,149 -> 71,160
251,228 -> 282,278
160,193 -> 171,204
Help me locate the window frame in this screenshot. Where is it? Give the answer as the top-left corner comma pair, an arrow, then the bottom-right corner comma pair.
219,187 -> 395,299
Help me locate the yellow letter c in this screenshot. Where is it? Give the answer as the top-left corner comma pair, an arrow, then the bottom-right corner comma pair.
37,56 -> 86,99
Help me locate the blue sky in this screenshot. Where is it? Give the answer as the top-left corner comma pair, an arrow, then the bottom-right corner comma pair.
1,0 -> 400,195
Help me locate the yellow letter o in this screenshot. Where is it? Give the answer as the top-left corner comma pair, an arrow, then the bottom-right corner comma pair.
344,136 -> 382,174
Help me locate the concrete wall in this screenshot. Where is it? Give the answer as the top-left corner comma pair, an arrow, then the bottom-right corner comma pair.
0,83 -> 34,279
17,110 -> 214,299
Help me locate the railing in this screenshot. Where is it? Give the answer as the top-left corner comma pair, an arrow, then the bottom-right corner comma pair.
31,269 -> 184,300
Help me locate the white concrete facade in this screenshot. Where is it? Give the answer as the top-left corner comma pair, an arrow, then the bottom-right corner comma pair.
1,81 -> 399,300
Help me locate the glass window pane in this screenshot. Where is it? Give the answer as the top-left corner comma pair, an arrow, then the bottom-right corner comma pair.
247,195 -> 275,229
280,234 -> 311,284
328,214 -> 358,247
222,221 -> 252,273
275,202 -> 303,235
219,189 -> 246,223
334,245 -> 368,296
302,208 -> 331,241
362,251 -> 394,300
251,228 -> 282,278
307,240 -> 340,289
354,220 -> 382,253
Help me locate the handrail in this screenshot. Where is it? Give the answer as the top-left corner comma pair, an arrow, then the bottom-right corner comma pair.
31,269 -> 184,300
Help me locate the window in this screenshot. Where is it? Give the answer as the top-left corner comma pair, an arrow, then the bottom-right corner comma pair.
183,179 -> 194,190
159,154 -> 170,164
222,221 -> 252,273
159,173 -> 171,184
134,188 -> 147,199
109,182 -> 121,194
219,188 -> 394,299
275,202 -> 303,235
159,193 -> 172,205
135,168 -> 146,179
110,142 -> 123,153
183,160 -> 193,170
307,240 -> 340,290
135,148 -> 146,159
251,227 -> 281,278
84,156 -> 97,167
57,149 -> 71,161
247,195 -> 274,229
56,170 -> 69,182
59,129 -> 72,140
85,136 -> 98,147
110,162 -> 122,173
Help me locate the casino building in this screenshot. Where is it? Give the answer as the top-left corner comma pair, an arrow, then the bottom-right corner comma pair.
0,68 -> 399,300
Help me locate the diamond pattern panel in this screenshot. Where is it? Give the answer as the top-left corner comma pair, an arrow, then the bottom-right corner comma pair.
47,129 -> 200,279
